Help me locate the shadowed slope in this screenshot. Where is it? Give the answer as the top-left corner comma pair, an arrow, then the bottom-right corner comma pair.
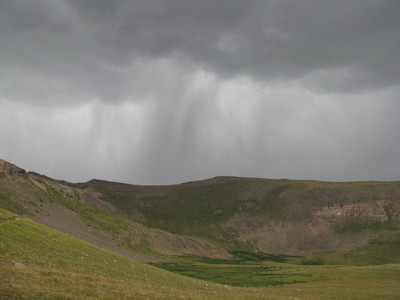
85,177 -> 400,257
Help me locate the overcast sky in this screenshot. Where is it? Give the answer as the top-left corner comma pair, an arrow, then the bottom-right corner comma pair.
1,0 -> 400,184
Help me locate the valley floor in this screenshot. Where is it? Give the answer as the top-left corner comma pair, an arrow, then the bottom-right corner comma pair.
1,214 -> 400,299
2,263 -> 400,299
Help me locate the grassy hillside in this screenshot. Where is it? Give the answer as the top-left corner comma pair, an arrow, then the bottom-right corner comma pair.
0,208 -> 236,299
86,177 -> 400,223
85,177 -> 400,255
0,162 -> 229,259
1,208 -> 400,299
2,160 -> 400,298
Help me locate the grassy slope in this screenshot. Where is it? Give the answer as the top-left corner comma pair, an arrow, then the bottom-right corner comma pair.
87,178 -> 400,252
1,208 -> 400,299
314,230 -> 400,265
86,178 -> 299,249
0,209 -> 242,299
0,172 -> 229,257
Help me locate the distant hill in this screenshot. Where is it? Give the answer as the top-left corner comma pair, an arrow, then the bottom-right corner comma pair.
84,176 -> 400,261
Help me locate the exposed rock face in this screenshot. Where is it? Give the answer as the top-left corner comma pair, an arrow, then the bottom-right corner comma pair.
224,199 -> 400,255
315,200 -> 400,221
0,159 -> 26,176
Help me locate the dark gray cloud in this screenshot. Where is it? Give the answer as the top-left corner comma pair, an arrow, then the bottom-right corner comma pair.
1,0 -> 399,105
1,0 -> 400,184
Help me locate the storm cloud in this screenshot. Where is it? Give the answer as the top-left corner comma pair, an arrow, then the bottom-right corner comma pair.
1,0 -> 400,184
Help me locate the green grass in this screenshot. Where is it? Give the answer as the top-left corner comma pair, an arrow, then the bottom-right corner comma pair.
151,259 -> 310,287
259,184 -> 292,218
335,217 -> 400,235
1,208 -> 400,299
0,208 -> 17,220
315,230 -> 400,266
148,251 -> 329,287
0,209 -> 236,299
0,189 -> 29,215
150,257 -> 400,298
0,210 -> 156,281
88,178 -> 305,250
232,251 -> 302,263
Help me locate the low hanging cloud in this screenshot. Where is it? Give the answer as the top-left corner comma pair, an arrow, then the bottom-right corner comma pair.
0,0 -> 400,184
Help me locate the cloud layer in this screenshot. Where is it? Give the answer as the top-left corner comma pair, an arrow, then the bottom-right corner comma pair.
1,0 -> 399,184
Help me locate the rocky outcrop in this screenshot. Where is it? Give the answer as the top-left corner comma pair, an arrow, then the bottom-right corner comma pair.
0,159 -> 26,176
315,200 -> 400,221
11,261 -> 26,269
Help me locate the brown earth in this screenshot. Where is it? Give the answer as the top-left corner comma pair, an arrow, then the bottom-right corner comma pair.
32,203 -> 159,262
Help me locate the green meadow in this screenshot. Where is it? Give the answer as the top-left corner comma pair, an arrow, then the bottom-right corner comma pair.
1,208 -> 400,299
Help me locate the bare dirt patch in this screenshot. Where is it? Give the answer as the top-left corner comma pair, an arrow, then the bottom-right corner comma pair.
31,203 -> 159,262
